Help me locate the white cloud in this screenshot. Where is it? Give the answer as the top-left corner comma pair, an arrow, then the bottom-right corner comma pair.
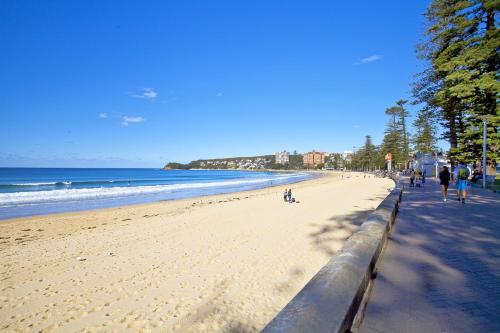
356,55 -> 382,65
133,88 -> 157,100
122,116 -> 145,126
98,113 -> 108,118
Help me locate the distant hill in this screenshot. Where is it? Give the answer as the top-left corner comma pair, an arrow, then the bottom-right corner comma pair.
164,155 -> 274,170
163,153 -> 306,170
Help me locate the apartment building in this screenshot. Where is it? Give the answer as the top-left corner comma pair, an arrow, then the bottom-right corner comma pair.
275,150 -> 290,164
303,150 -> 326,166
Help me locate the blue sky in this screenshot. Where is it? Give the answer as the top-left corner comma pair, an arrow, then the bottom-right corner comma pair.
0,0 -> 435,167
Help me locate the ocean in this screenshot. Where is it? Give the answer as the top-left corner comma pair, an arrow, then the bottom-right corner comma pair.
0,168 -> 313,220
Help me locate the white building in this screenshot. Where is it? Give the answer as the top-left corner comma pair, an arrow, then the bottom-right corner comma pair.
275,150 -> 290,164
342,151 -> 353,163
411,152 -> 448,177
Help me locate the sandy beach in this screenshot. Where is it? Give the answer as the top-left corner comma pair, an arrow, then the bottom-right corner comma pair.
0,172 -> 393,333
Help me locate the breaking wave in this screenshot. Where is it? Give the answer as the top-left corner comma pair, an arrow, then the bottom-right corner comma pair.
0,173 -> 308,206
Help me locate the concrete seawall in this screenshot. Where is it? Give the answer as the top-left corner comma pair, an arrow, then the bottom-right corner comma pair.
262,182 -> 403,333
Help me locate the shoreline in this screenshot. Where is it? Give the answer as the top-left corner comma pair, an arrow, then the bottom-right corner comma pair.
0,170 -> 318,221
0,172 -> 328,225
0,172 -> 393,332
0,171 -> 331,227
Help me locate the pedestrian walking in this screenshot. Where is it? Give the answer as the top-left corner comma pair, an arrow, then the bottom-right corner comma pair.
439,166 -> 451,202
454,162 -> 470,204
409,169 -> 415,188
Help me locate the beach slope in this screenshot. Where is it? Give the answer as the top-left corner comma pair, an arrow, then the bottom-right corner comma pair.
0,172 -> 393,333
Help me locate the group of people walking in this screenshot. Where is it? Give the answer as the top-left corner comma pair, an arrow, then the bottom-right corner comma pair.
407,162 -> 472,204
409,169 -> 426,188
439,162 -> 471,204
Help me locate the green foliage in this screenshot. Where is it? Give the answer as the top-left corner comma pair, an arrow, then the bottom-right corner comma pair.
314,163 -> 325,170
164,153 -> 305,170
413,108 -> 438,153
380,100 -> 411,168
396,99 -> 410,161
351,135 -> 385,171
325,153 -> 343,169
415,0 -> 499,166
288,154 -> 305,169
163,162 -> 190,170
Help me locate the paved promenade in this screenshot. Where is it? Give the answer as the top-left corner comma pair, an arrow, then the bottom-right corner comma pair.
359,178 -> 500,333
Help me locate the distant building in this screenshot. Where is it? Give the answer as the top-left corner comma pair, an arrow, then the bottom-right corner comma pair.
303,150 -> 326,166
275,150 -> 290,165
342,151 -> 353,163
411,152 -> 448,176
326,152 -> 343,170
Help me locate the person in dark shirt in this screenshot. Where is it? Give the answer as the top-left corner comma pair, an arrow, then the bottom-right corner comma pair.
409,169 -> 416,188
439,166 -> 451,202
471,169 -> 482,183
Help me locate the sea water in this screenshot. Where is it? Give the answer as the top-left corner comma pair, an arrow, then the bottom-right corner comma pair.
0,168 -> 313,220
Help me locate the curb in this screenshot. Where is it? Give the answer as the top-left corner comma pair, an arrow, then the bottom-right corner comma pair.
262,182 -> 403,333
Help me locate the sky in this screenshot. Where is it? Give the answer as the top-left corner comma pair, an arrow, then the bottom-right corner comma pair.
0,0 -> 437,168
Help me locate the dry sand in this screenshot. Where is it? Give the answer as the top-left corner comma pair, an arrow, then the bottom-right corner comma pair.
0,172 -> 393,333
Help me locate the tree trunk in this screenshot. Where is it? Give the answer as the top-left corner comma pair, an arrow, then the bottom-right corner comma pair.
445,103 -> 458,167
402,117 -> 408,168
484,6 -> 498,166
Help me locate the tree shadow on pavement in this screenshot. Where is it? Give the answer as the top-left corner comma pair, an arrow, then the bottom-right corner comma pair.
369,179 -> 500,331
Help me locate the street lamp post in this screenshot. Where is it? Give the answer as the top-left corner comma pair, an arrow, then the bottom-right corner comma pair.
482,116 -> 488,189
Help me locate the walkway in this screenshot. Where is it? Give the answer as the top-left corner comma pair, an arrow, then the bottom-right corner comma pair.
358,178 -> 500,333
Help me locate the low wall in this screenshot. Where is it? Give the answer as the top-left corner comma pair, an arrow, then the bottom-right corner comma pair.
262,182 -> 403,333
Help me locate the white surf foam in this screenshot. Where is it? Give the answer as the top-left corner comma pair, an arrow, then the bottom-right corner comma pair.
0,173 -> 308,206
11,182 -> 58,186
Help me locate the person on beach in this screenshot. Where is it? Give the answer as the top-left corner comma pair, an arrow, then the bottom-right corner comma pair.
283,189 -> 288,202
439,166 -> 451,202
409,169 -> 415,188
287,189 -> 292,202
454,162 -> 470,204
